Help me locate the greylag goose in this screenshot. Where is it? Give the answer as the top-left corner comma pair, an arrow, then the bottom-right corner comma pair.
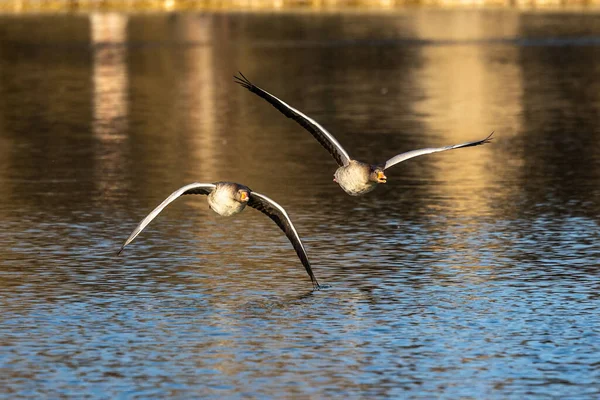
118,182 -> 320,289
235,73 -> 493,196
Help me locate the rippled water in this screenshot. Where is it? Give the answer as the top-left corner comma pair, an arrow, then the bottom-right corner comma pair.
1,10 -> 600,398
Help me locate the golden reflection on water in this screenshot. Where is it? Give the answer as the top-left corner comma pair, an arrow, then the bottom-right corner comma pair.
92,12 -> 129,200
92,13 -> 128,142
181,15 -> 218,181
412,11 -> 523,228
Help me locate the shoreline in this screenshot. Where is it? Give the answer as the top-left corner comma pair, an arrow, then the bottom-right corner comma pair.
2,0 -> 600,14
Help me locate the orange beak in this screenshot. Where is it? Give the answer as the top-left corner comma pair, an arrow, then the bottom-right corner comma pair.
377,171 -> 387,183
240,191 -> 249,201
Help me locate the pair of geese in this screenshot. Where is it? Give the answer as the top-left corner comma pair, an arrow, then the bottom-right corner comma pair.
119,73 -> 494,290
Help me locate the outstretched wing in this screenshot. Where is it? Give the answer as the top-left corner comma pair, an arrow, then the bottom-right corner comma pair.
118,183 -> 216,255
248,192 -> 320,289
235,72 -> 351,167
383,132 -> 494,170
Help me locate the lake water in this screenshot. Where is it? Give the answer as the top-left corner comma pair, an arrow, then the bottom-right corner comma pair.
1,10 -> 600,399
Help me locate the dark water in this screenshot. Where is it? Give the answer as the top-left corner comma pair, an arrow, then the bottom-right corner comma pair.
1,10 -> 600,398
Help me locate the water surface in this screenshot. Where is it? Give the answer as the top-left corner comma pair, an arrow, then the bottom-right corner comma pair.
1,10 -> 600,399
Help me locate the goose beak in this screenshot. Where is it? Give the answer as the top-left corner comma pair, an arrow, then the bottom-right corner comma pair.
377,171 -> 387,183
240,191 -> 249,202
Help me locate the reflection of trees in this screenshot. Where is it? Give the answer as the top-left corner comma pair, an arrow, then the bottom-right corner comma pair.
0,16 -> 93,212
516,17 -> 600,220
0,73 -> 6,201
406,12 -> 524,267
91,12 -> 130,202
412,11 -> 522,218
123,14 -> 230,205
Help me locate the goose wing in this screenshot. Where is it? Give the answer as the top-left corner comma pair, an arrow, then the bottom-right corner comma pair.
235,72 -> 351,167
383,132 -> 494,170
118,183 -> 216,255
247,192 -> 320,289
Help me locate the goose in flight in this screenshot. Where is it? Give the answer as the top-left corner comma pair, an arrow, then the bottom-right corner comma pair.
118,182 -> 320,290
235,73 -> 493,196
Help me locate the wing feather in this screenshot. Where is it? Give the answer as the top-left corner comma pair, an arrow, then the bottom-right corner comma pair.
118,183 -> 216,254
384,132 -> 494,170
235,72 -> 351,167
248,192 -> 320,289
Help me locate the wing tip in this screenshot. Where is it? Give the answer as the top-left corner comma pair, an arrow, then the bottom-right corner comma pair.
233,71 -> 253,90
483,130 -> 495,144
117,238 -> 132,256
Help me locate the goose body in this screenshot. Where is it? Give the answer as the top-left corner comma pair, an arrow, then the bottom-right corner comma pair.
333,160 -> 379,196
207,183 -> 248,216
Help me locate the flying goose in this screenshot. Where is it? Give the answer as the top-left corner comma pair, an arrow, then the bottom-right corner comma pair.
235,73 -> 493,196
118,182 -> 320,290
